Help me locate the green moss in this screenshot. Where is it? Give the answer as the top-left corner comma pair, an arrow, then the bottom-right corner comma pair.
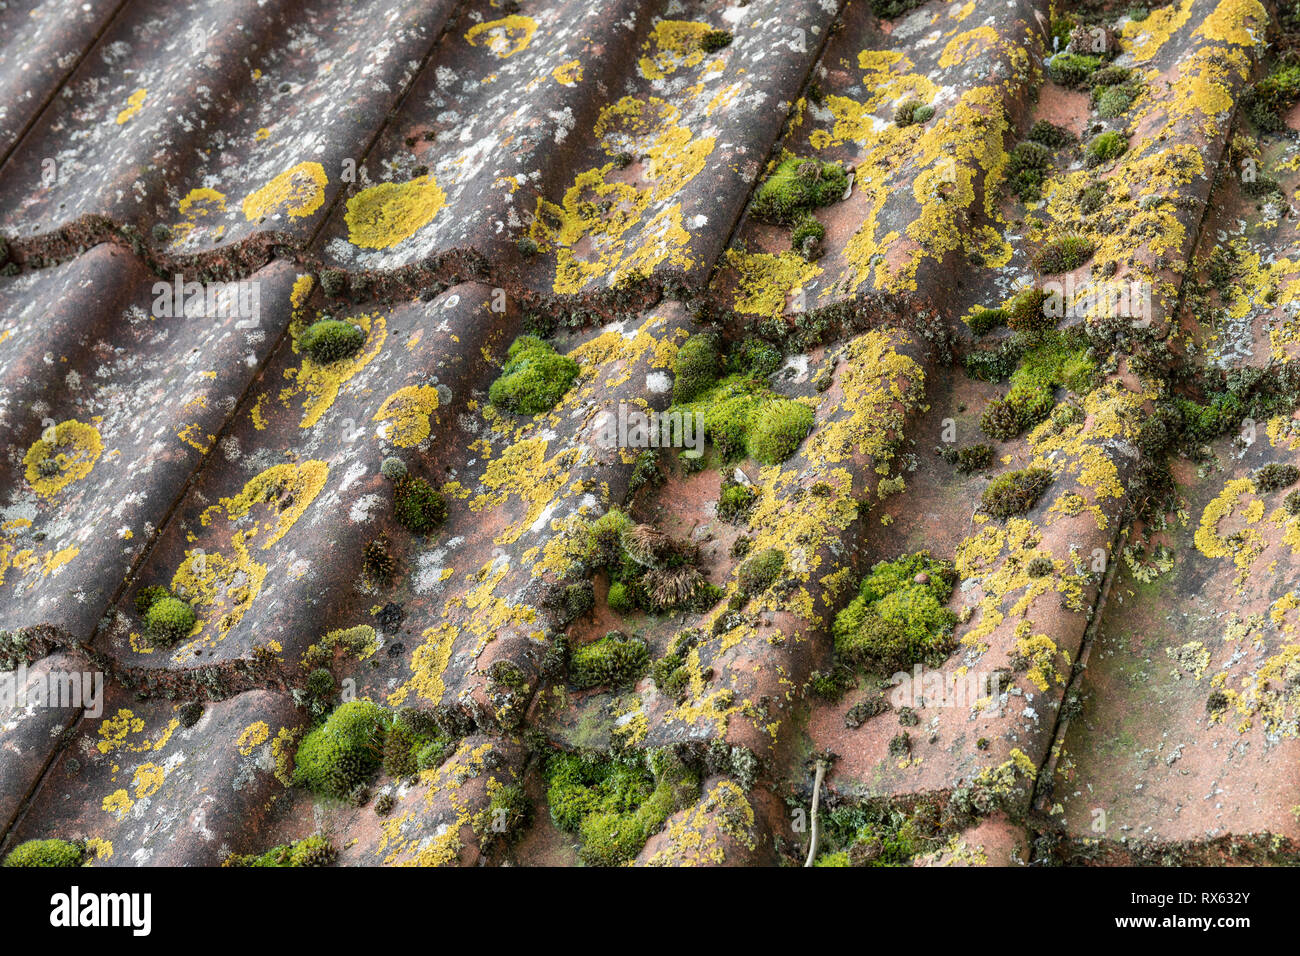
833,552 -> 957,673
718,482 -> 758,521
1095,84 -> 1136,118
1246,58 -> 1300,132
306,668 -> 335,700
1006,287 -> 1059,334
1047,53 -> 1100,88
475,783 -> 531,840
675,374 -> 812,464
941,443 -> 994,473
2,839 -> 84,867
1285,490 -> 1300,516
569,632 -> 648,689
700,29 -> 733,52
392,474 -> 446,534
967,308 -> 1006,336
300,319 -> 364,364
1027,120 -> 1071,148
133,585 -> 172,615
1086,131 -> 1127,166
894,99 -> 930,126
545,751 -> 698,866
737,547 -> 785,597
790,215 -> 826,257
606,581 -> 634,613
979,467 -> 1054,519
650,630 -> 699,700
673,333 -> 722,404
224,834 -> 335,867
748,399 -> 813,465
728,337 -> 782,378
1006,141 -> 1052,202
145,595 -> 196,645
1035,233 -> 1094,274
319,269 -> 347,298
750,152 -> 849,225
292,699 -> 387,799
818,803 -> 929,866
1255,463 -> 1299,492
488,335 -> 579,415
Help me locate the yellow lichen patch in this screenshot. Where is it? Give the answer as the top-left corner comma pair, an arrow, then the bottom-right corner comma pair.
1194,0 -> 1267,47
470,437 -> 580,546
170,535 -> 267,646
938,26 -> 1000,68
271,726 -> 301,786
280,312 -> 386,427
173,187 -> 227,242
464,15 -> 537,58
96,709 -> 179,755
373,385 -> 441,447
644,780 -> 757,866
552,60 -> 583,85
115,88 -> 146,125
102,790 -> 133,819
1012,623 -> 1067,692
1121,0 -> 1195,62
201,461 -> 329,550
236,721 -> 270,756
638,20 -> 713,80
345,174 -> 447,249
241,161 -> 328,222
389,623 -> 458,707
290,273 -> 314,311
23,420 -> 103,497
131,762 -> 166,799
725,249 -> 822,319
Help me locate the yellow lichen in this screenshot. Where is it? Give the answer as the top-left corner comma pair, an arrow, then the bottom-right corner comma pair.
345,174 -> 447,249
242,162 -> 328,221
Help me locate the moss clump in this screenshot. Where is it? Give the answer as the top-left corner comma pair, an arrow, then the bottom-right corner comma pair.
379,456 -> 407,479
223,834 -> 335,867
1284,490 -> 1300,516
145,595 -> 197,645
967,307 -> 1006,336
748,399 -> 814,465
319,269 -> 347,298
832,552 -> 957,673
392,474 -> 446,534
362,533 -> 395,582
718,481 -> 758,521
674,375 -> 813,464
545,751 -> 698,866
1245,58 -> 1300,132
292,699 -> 387,799
1005,287 -> 1060,335
606,581 -> 634,613
650,629 -> 700,700
488,335 -> 579,415
940,443 -> 994,473
749,152 -> 849,225
1034,233 -> 1093,274
1027,120 -> 1071,148
790,214 -> 826,258
1095,84 -> 1136,118
2,839 -> 84,867
894,100 -> 933,126
569,631 -> 649,689
1086,131 -> 1127,166
133,585 -> 172,615
1027,555 -> 1055,577
673,333 -> 722,404
736,547 -> 784,597
300,319 -> 365,364
728,337 -> 782,378
1047,53 -> 1100,88
1255,463 -> 1299,492
699,29 -> 733,52
979,467 -> 1054,519
306,668 -> 335,700
815,804 -> 931,867
1006,141 -> 1052,202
